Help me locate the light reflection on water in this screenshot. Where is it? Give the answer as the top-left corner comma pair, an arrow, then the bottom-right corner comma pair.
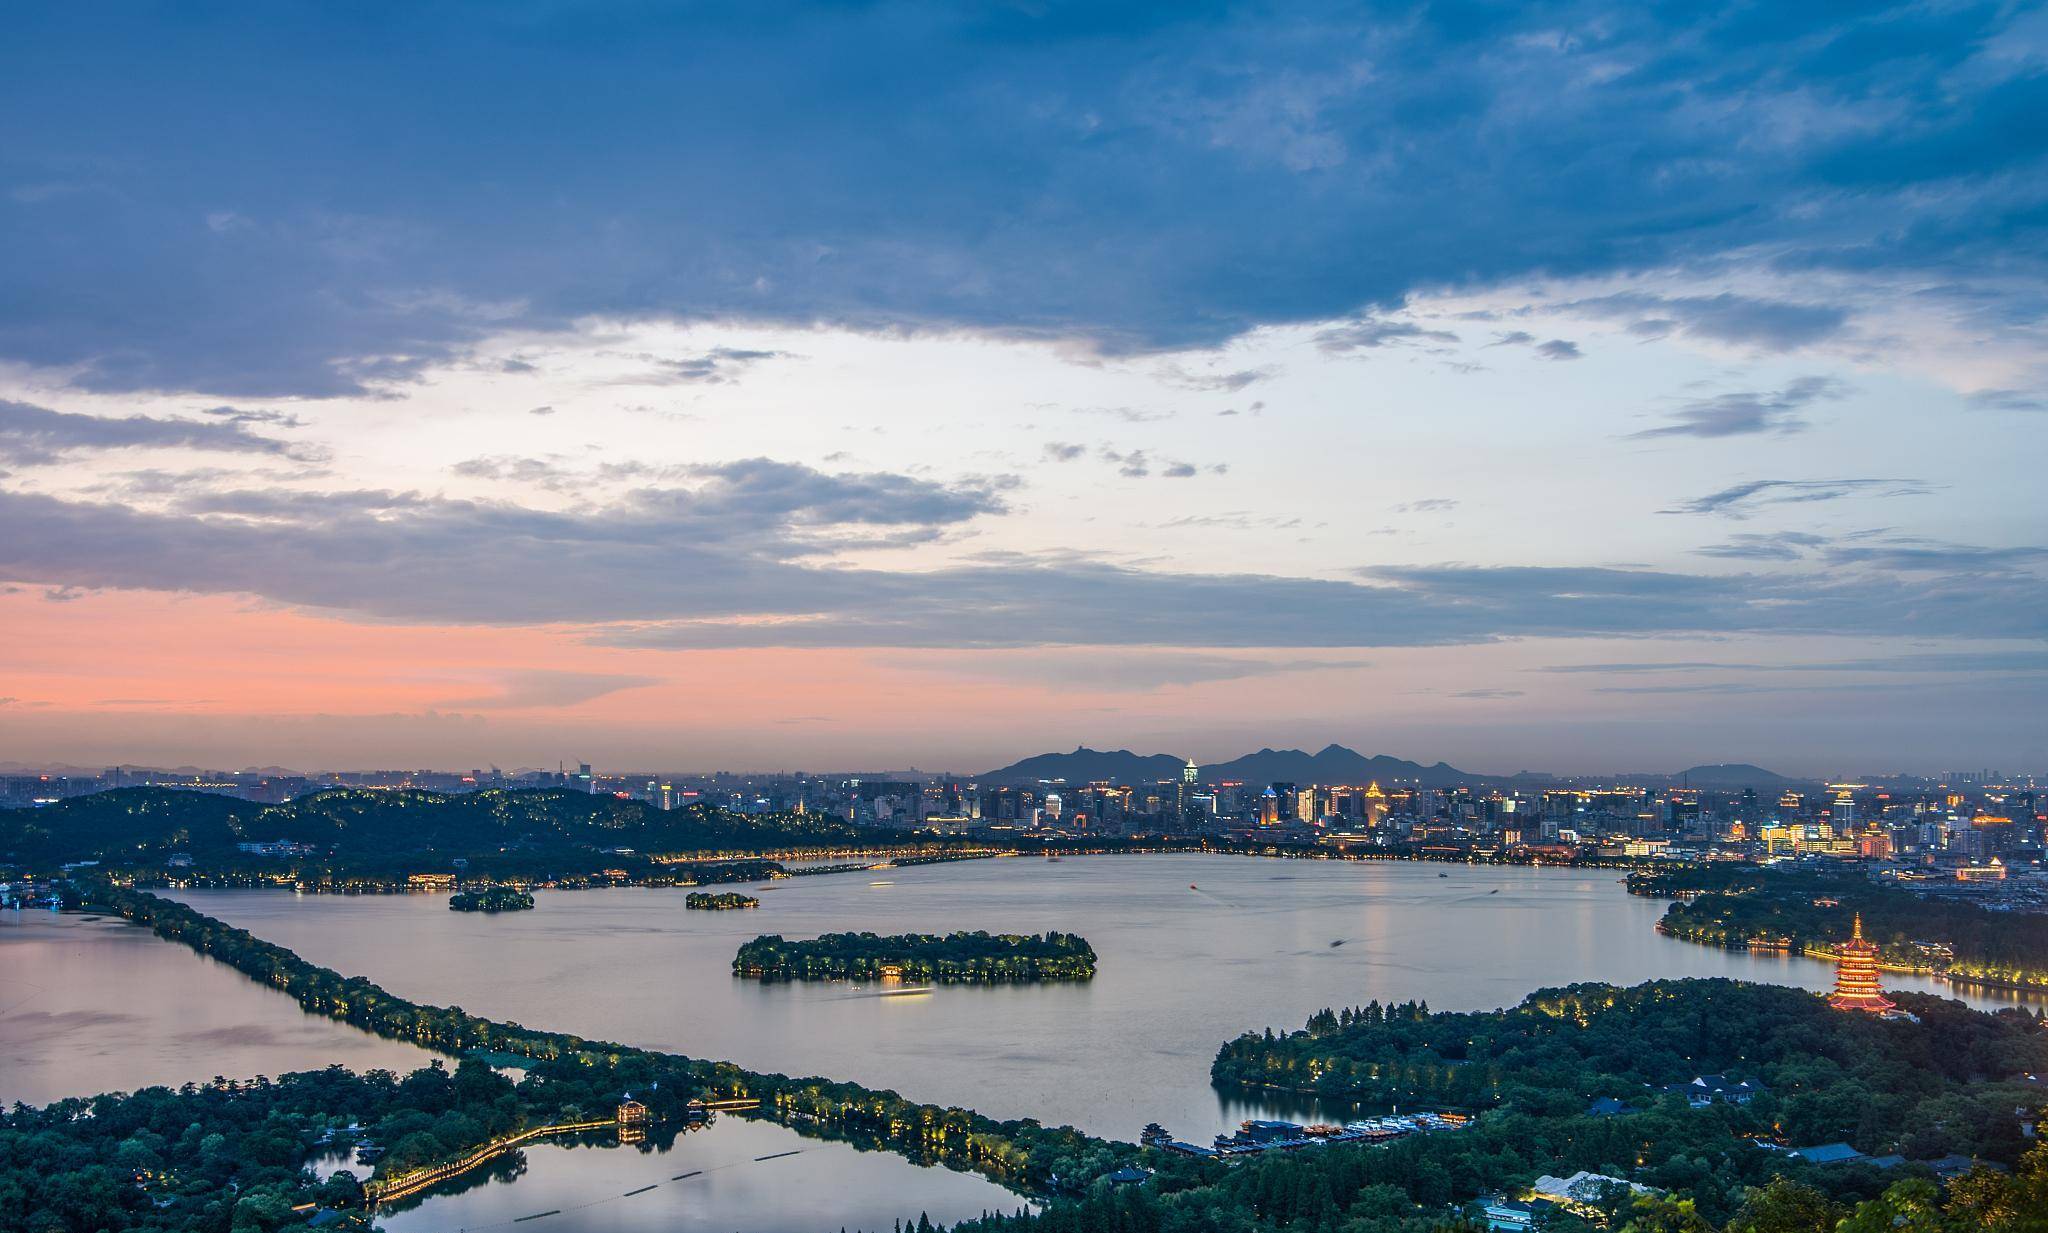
371,1116 -> 1030,1233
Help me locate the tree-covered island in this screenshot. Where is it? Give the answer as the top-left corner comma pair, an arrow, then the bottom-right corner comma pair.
447,886 -> 535,912
733,930 -> 1096,983
685,891 -> 759,909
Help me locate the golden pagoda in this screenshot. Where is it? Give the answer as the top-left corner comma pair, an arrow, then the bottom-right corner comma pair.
1827,914 -> 1895,1013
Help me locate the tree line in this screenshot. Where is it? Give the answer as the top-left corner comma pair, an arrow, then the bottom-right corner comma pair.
733,930 -> 1098,983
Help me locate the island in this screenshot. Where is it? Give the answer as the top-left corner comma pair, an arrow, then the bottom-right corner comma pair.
685,891 -> 759,910
447,886 -> 535,913
732,930 -> 1096,983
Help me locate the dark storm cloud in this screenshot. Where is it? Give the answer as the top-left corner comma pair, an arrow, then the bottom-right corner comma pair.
1629,377 -> 1843,439
13,3 -> 2034,396
0,400 -> 316,465
1663,477 -> 1933,517
1,480 -> 2040,645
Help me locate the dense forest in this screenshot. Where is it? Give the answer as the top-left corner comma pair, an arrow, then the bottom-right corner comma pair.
685,891 -> 759,909
1631,866 -> 2048,992
733,931 -> 1098,983
941,1141 -> 2048,1233
1213,979 -> 2048,1160
0,786 -> 895,881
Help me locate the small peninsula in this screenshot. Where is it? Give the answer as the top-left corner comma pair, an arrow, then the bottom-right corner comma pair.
686,891 -> 759,910
733,930 -> 1096,983
448,886 -> 535,913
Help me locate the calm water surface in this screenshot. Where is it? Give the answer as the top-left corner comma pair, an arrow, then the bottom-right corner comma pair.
374,1114 -> 1027,1233
0,907 -> 433,1106
172,854 -> 2032,1141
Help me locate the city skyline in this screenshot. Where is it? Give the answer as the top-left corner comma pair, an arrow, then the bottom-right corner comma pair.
3,4 -> 2045,772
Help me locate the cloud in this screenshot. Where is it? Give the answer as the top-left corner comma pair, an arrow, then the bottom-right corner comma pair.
527,404 -> 556,416
443,670 -> 661,709
201,405 -> 305,428
1161,461 -> 1198,478
1662,477 -> 1933,518
1074,406 -> 1174,423
1393,498 -> 1458,514
615,346 -> 787,386
2,477 -> 2041,647
1452,688 -> 1524,699
1042,441 -> 1087,462
1486,332 -> 1582,360
3,4 -> 2043,397
1101,448 -> 1150,478
0,400 -> 319,466
1966,388 -> 2044,412
1694,531 -> 1828,561
878,651 -> 1369,692
1566,292 -> 1849,351
1314,317 -> 1458,353
1158,364 -> 1274,392
1629,377 -> 1843,439
1539,651 -> 2048,676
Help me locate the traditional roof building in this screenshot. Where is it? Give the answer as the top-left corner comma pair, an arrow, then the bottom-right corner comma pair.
1827,914 -> 1895,1013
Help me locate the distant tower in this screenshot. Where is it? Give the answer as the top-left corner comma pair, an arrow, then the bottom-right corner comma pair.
1827,915 -> 1895,1013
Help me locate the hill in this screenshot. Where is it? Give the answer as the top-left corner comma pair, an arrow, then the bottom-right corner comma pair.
1202,744 -> 1484,786
1669,762 -> 1797,787
982,743 -> 1486,786
979,747 -> 1188,784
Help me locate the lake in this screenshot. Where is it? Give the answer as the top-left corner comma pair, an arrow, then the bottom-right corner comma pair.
0,906 -> 433,1107
371,1111 -> 1028,1233
163,853 -> 2033,1142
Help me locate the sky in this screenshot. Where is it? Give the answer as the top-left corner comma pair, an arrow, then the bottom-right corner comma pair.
1,1 -> 2044,777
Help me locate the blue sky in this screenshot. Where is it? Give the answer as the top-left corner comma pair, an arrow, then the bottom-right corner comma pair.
0,2 -> 2043,774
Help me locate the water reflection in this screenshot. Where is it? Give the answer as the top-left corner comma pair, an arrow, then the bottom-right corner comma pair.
374,1115 -> 1029,1233
0,908 -> 432,1107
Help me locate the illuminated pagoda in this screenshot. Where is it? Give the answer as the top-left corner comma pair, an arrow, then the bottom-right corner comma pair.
1826,914 -> 1895,1013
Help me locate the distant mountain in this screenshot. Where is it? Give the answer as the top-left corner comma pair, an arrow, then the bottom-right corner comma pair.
980,747 -> 1188,784
1202,745 -> 1486,787
981,743 -> 1485,786
1668,763 -> 1797,788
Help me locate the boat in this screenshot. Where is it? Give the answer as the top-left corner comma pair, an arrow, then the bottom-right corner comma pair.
1190,884 -> 1199,890
1438,873 -> 1448,878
